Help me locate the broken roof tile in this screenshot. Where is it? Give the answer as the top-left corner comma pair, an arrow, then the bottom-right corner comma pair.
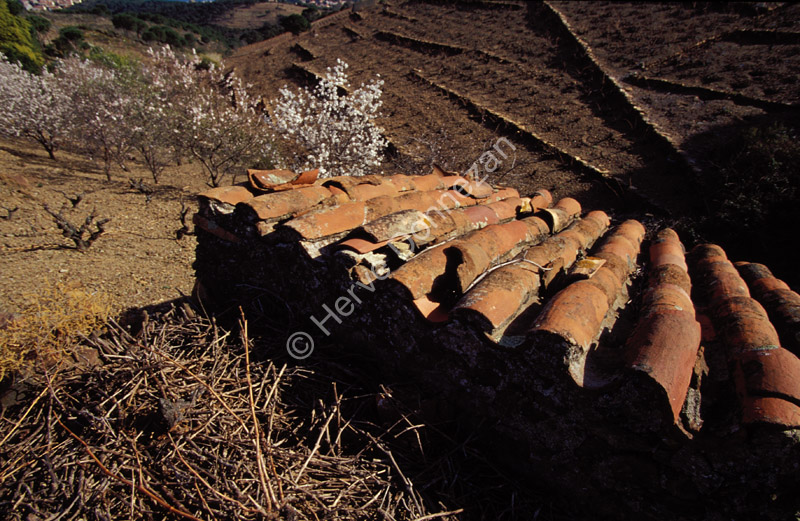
536,197 -> 582,233
248,168 -> 319,191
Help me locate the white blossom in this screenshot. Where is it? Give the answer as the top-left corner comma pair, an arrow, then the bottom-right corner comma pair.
271,59 -> 387,178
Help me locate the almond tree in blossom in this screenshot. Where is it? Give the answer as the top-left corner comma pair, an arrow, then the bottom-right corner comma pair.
148,47 -> 277,187
55,57 -> 138,180
271,59 -> 387,178
0,55 -> 71,160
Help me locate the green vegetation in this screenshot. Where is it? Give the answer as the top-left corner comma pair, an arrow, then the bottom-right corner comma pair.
0,0 -> 44,73
280,13 -> 310,35
26,15 -> 51,34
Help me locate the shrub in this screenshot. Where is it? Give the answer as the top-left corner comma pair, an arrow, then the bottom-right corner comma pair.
59,26 -> 83,42
0,282 -> 110,381
280,13 -> 310,35
271,59 -> 387,178
0,0 -> 44,72
26,15 -> 50,34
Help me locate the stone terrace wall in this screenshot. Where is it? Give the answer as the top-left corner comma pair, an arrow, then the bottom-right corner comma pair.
194,168 -> 800,520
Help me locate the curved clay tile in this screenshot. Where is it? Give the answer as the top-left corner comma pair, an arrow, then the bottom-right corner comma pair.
536,197 -> 582,233
198,185 -> 255,208
240,186 -> 333,222
452,212 -> 610,334
736,262 -> 800,355
689,244 -> 800,428
247,168 -> 319,191
622,229 -> 701,427
528,220 -> 645,385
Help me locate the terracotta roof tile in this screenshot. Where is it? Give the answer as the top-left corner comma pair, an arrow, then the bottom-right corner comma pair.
389,244 -> 448,300
623,229 -> 701,424
530,190 -> 553,211
452,213 -> 610,333
688,243 -> 800,427
484,197 -> 524,221
242,185 -> 333,222
198,185 -> 255,207
531,281 -> 609,349
736,262 -> 800,355
247,168 -> 319,191
483,187 -> 522,204
530,220 -> 645,355
356,209 -> 428,242
452,264 -> 541,333
413,295 -> 449,322
536,197 -> 582,233
734,348 -> 800,404
286,201 -> 368,239
740,396 -> 800,427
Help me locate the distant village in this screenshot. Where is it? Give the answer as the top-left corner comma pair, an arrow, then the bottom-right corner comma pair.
21,0 -> 82,11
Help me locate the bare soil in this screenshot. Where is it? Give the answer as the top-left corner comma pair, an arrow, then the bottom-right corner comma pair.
211,1 -> 305,30
0,138 -> 205,315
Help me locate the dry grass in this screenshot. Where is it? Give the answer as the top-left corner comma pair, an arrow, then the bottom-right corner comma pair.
0,282 -> 111,381
0,303 -> 573,520
212,2 -> 305,30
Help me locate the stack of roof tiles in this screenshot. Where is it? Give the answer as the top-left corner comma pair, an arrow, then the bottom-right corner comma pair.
194,168 -> 800,520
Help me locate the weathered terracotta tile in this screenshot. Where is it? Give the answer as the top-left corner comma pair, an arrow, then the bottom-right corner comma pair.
554,197 -> 581,216
390,244 -> 449,300
734,348 -> 800,403
736,262 -> 800,355
410,174 -> 445,192
639,284 -> 695,316
285,201 -> 368,239
648,264 -> 692,295
625,309 -> 702,422
357,209 -> 428,242
529,220 -> 645,354
622,228 -> 700,425
740,396 -> 800,427
531,281 -> 609,349
530,189 -> 553,211
445,240 -> 493,294
452,265 -> 541,331
485,197 -> 524,221
386,174 -> 417,192
537,197 -> 582,233
349,181 -> 402,201
482,187 -> 521,203
243,186 -> 332,221
198,185 -> 255,206
463,205 -> 500,228
248,168 -> 319,191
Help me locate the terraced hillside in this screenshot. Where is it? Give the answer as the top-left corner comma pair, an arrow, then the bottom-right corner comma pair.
228,1 -> 800,285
